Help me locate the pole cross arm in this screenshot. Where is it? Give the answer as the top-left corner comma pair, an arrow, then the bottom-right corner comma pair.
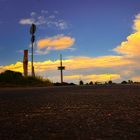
58,66 -> 65,70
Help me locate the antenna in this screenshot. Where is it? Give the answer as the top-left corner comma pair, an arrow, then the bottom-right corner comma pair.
58,54 -> 65,83
30,24 -> 36,77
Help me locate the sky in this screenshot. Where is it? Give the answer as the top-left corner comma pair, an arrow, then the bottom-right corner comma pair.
1,0 -> 140,83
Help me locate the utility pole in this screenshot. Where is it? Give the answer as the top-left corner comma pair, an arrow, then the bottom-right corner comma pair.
30,24 -> 36,77
58,54 -> 65,83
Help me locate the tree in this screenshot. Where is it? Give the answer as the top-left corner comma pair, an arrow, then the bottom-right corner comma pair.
79,80 -> 84,85
89,81 -> 93,85
121,81 -> 127,84
128,80 -> 133,84
108,80 -> 113,84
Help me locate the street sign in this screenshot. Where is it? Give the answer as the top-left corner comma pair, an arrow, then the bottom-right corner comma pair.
30,24 -> 36,35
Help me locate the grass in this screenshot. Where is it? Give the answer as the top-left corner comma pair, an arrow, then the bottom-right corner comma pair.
0,70 -> 52,87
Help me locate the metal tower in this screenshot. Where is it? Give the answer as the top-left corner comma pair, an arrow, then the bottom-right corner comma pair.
58,54 -> 65,83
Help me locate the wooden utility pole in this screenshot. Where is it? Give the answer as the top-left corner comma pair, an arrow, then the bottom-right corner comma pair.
23,50 -> 28,76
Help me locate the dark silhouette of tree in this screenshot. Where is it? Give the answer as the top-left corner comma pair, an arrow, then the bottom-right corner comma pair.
0,70 -> 52,86
79,80 -> 84,85
89,81 -> 93,85
108,80 -> 113,84
128,80 -> 133,84
121,81 -> 127,84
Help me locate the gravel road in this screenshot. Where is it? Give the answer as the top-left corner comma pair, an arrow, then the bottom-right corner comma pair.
0,85 -> 140,140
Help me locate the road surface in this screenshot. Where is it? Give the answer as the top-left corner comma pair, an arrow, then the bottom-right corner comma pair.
0,85 -> 140,140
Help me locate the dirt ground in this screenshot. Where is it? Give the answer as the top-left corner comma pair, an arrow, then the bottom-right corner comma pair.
0,85 -> 140,140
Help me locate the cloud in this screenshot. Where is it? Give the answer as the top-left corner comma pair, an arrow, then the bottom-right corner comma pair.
1,62 -> 23,73
41,10 -> 48,14
133,13 -> 140,32
0,55 -> 134,83
19,18 -> 35,25
64,74 -> 120,82
114,13 -> 140,56
19,10 -> 68,30
30,12 -> 36,17
63,56 -> 134,70
114,32 -> 140,56
0,66 -> 5,73
6,13 -> 140,83
131,76 -> 140,82
37,35 -> 75,50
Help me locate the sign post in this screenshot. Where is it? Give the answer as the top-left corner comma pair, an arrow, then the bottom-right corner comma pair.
23,50 -> 28,77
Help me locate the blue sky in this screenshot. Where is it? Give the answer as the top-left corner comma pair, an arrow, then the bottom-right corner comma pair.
1,0 -> 140,83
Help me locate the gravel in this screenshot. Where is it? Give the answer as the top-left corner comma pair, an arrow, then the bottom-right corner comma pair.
0,85 -> 140,140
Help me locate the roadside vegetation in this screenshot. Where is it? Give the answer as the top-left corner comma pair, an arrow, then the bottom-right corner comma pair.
0,70 -> 139,87
0,70 -> 52,87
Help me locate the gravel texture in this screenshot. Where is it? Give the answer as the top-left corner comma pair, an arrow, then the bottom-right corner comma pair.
0,85 -> 140,140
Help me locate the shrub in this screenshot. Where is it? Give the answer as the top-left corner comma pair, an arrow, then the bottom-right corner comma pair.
108,80 -> 113,84
121,81 -> 127,84
0,70 -> 52,86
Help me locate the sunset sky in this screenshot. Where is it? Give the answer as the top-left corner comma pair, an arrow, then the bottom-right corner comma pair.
1,0 -> 140,83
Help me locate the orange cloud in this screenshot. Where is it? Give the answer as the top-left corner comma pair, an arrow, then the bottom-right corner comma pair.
0,55 -> 133,83
114,32 -> 140,55
114,13 -> 140,56
63,56 -> 133,70
37,35 -> 75,50
131,76 -> 140,82
64,74 -> 121,82
0,55 -> 133,73
3,62 -> 23,73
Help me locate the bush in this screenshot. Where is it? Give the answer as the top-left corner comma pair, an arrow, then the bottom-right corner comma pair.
0,70 -> 52,87
0,70 -> 23,84
121,81 -> 127,84
108,80 -> 113,84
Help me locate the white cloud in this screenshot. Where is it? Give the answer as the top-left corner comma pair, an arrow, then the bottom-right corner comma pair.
19,10 -> 68,30
30,12 -> 36,17
133,13 -> 140,32
41,10 -> 48,14
19,18 -> 35,25
35,48 -> 49,55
